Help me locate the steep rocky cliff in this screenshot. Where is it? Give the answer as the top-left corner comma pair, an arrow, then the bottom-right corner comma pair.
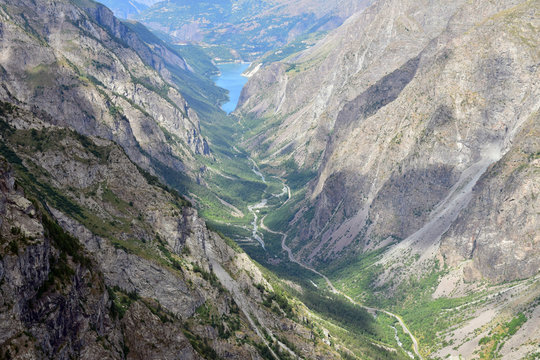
239,0 -> 539,283
0,103 -> 344,359
440,113 -> 539,282
0,0 -> 209,182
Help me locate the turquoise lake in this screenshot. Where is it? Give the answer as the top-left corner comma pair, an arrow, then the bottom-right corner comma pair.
213,62 -> 251,114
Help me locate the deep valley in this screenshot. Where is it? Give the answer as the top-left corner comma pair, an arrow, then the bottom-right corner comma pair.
0,0 -> 538,359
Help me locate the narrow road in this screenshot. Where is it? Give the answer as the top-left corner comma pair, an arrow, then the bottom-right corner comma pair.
261,221 -> 423,359
248,199 -> 267,248
250,159 -> 422,358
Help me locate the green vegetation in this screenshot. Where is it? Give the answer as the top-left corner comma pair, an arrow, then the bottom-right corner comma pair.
182,328 -> 221,360
109,289 -> 176,325
301,290 -> 373,335
155,236 -> 184,271
243,238 -> 410,359
323,248 -> 386,302
143,298 -> 175,323
170,44 -> 219,77
260,286 -> 294,318
194,301 -> 241,339
25,64 -> 55,88
0,101 -> 17,117
478,312 -> 527,359
280,158 -> 317,191
107,286 -> 139,320
108,103 -> 123,118
8,240 -> 18,255
192,262 -> 224,290
322,248 -> 494,356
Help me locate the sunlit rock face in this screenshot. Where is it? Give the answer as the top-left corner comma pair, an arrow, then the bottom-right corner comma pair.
238,0 -> 539,284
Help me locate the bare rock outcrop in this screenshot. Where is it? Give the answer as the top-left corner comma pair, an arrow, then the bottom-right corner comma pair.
240,0 -> 539,285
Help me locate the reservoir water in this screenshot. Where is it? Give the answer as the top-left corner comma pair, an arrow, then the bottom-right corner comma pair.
214,62 -> 250,114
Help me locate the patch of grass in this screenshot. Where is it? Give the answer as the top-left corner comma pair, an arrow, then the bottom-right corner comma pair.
478,312 -> 527,359
26,64 -> 55,88
182,328 -> 221,360
142,298 -> 173,323
192,262 -> 223,291
155,236 -> 184,271
107,286 -> 139,320
102,184 -> 131,213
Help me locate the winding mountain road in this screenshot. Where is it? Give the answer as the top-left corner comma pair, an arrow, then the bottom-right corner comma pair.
248,160 -> 422,358
261,216 -> 423,359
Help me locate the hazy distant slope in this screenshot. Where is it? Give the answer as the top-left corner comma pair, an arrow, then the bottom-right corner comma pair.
96,0 -> 161,19
136,0 -> 371,60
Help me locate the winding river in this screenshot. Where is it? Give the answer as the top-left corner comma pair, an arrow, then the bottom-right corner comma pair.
250,161 -> 423,359
214,64 -> 422,360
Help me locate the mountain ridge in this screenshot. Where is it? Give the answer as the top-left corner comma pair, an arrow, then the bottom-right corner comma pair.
236,0 -> 539,357
0,0 -> 363,358
0,0 -> 538,358
134,0 -> 372,60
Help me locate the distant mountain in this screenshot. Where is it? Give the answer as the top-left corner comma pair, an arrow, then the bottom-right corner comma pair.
135,0 -> 372,60
96,0 -> 159,19
238,0 -> 540,357
239,0 -> 539,283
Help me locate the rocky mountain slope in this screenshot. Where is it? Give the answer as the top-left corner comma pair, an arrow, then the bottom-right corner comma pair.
239,0 -> 539,280
0,0 -> 357,358
238,0 -> 539,357
0,0 -> 210,182
0,104 -> 348,359
135,0 -> 372,60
